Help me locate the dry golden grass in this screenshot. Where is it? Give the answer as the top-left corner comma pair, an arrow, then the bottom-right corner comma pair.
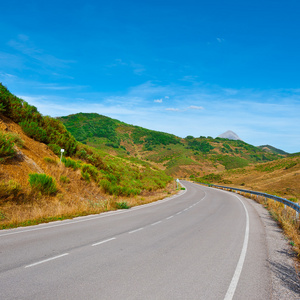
215,156 -> 300,201
0,115 -> 178,229
0,181 -> 177,228
237,192 -> 300,258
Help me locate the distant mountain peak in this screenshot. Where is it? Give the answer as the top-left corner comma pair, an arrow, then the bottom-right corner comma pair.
217,130 -> 242,141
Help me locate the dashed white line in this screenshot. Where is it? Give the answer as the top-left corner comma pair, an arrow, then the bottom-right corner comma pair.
129,228 -> 144,234
25,253 -> 69,268
176,211 -> 182,215
151,221 -> 162,226
166,215 -> 174,220
92,237 -> 116,247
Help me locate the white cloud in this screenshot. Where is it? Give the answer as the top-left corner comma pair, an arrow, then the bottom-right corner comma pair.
154,98 -> 163,103
166,108 -> 180,112
189,105 -> 204,110
216,37 -> 225,43
165,96 -> 169,99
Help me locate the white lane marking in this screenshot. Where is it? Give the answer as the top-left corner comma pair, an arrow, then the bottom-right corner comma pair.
92,237 -> 116,247
151,221 -> 162,226
166,215 -> 174,220
25,253 -> 69,268
129,228 -> 144,234
223,194 -> 250,300
1,186 -> 188,238
176,211 -> 182,215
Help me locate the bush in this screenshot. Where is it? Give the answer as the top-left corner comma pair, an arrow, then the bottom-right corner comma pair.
81,170 -> 91,182
60,175 -> 70,183
0,180 -> 22,200
28,173 -> 57,195
76,149 -> 87,159
9,132 -> 24,148
61,157 -> 81,170
81,163 -> 99,181
115,201 -> 130,209
48,144 -> 61,156
44,157 -> 57,164
0,131 -> 16,158
20,120 -> 48,143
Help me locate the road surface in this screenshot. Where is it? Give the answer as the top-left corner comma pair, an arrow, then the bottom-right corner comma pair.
0,181 -> 297,299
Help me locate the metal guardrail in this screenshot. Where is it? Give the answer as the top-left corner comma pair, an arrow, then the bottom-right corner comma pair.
196,182 -> 300,216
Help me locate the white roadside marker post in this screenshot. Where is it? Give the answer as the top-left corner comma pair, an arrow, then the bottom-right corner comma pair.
60,149 -> 65,162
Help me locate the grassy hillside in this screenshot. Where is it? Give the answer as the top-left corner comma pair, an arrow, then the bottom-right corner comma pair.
0,85 -> 175,228
258,144 -> 289,155
196,154 -> 300,201
0,83 -> 77,156
59,113 -> 284,177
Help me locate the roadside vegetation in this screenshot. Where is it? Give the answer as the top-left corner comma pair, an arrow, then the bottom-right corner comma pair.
0,84 -> 175,229
226,190 -> 300,258
0,83 -> 77,156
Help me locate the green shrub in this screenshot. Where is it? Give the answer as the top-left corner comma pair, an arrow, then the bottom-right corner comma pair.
20,120 -> 48,143
48,144 -> 61,156
0,131 -> 16,158
76,149 -> 87,159
81,163 -> 99,181
288,197 -> 298,203
61,157 -> 81,170
0,180 -> 22,200
28,173 -> 57,195
0,103 -> 6,112
115,201 -> 130,209
99,179 -> 141,197
285,162 -> 297,169
81,170 -> 91,182
198,173 -> 223,183
9,132 -> 24,148
60,175 -> 70,183
44,157 -> 57,164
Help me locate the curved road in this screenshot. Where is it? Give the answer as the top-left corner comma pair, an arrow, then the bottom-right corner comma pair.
0,181 -> 280,299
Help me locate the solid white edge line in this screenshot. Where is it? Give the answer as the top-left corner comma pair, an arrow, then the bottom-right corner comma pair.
223,194 -> 250,300
25,253 -> 69,268
92,237 -> 116,247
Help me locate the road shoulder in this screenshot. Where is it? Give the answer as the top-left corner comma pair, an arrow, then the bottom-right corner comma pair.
243,196 -> 300,299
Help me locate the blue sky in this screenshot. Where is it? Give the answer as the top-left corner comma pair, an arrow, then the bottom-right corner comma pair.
1,0 -> 300,153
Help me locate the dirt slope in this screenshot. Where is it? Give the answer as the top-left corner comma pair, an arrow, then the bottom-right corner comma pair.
0,114 -> 175,228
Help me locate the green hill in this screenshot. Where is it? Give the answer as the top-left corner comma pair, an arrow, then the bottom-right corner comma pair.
258,144 -> 289,155
59,113 -> 283,177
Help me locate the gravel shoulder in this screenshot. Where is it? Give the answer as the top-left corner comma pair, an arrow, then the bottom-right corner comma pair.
243,195 -> 300,299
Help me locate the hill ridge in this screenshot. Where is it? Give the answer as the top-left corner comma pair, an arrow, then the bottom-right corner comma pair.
59,112 -> 284,177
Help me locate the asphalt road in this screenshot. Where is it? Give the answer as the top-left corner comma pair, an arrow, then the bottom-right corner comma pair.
0,181 -> 276,299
